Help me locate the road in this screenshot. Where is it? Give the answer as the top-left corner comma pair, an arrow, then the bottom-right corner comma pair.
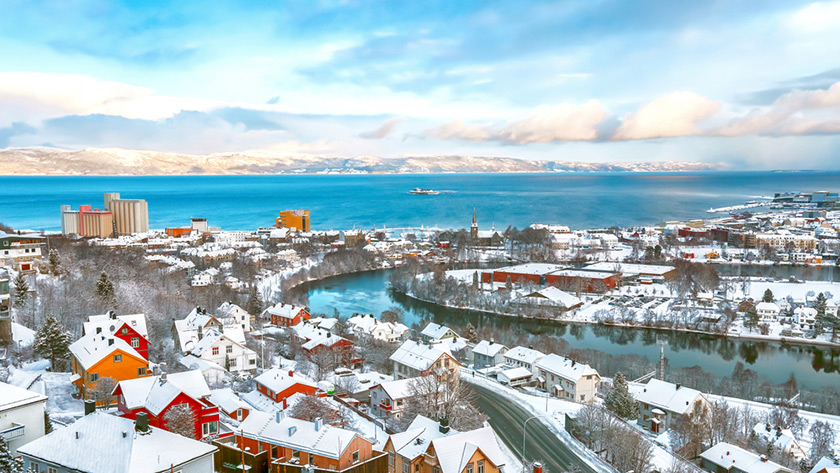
471,382 -> 600,473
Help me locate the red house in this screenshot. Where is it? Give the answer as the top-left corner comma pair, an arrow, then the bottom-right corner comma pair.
254,368 -> 318,406
262,302 -> 310,327
294,322 -> 362,367
83,312 -> 150,360
480,263 -> 565,286
545,269 -> 620,293
113,370 -> 220,440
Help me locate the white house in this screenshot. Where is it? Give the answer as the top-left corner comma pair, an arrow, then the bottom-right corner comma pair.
795,307 -> 818,331
347,314 -> 409,343
186,328 -> 257,375
503,346 -> 546,375
498,367 -> 533,387
699,442 -> 795,473
216,302 -> 252,332
535,354 -> 600,402
635,378 -> 709,434
389,340 -> 460,380
18,412 -> 217,473
471,340 -> 508,370
370,377 -> 426,419
755,302 -> 781,322
0,381 -> 47,457
751,422 -> 808,461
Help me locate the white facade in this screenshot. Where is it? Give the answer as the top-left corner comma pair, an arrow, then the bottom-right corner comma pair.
756,302 -> 781,322
0,382 -> 47,457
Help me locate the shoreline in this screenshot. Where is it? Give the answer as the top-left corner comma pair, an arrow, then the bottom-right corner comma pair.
395,288 -> 840,349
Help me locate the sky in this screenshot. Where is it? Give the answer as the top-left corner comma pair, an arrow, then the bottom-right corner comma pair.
1,0 -> 840,169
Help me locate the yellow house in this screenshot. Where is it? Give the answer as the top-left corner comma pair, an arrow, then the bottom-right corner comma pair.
69,333 -> 151,403
385,417 -> 507,473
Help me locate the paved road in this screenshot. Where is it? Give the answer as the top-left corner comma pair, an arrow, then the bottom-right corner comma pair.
471,382 -> 600,473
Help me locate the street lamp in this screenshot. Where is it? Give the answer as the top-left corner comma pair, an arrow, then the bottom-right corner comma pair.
521,414 -> 550,464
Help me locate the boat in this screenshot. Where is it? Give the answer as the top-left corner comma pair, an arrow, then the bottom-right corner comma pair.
408,188 -> 440,195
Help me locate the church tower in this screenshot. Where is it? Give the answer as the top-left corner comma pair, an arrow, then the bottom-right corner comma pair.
470,208 -> 478,240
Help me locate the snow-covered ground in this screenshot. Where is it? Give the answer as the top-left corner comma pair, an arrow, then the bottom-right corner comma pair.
7,360 -> 84,425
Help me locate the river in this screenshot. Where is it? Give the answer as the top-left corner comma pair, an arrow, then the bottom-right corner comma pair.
302,268 -> 840,391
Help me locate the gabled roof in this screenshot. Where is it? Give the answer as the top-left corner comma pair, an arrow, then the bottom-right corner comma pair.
293,322 -> 349,351
389,340 -> 454,372
421,322 -> 458,340
240,411 -> 362,459
209,388 -> 250,415
262,302 -> 307,319
388,415 -> 456,461
751,422 -> 804,456
810,457 -> 840,473
372,377 -> 422,400
535,354 -> 598,381
635,379 -> 704,415
18,412 -> 217,473
521,286 -> 582,308
70,334 -> 147,370
472,340 -> 508,358
254,368 -> 317,394
700,442 -> 794,473
115,370 -> 210,416
84,313 -> 149,339
427,426 -> 507,473
755,302 -> 780,312
0,381 -> 47,412
503,346 -> 545,365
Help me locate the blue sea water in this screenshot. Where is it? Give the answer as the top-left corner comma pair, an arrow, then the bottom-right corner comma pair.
0,172 -> 838,232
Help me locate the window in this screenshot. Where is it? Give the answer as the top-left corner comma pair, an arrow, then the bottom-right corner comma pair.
310,453 -> 315,465
49,467 -> 58,473
229,358 -> 237,367
403,461 -> 410,473
466,463 -> 473,473
352,450 -> 359,463
138,367 -> 147,376
478,461 -> 485,473
212,347 -> 219,355
131,337 -> 140,348
237,408 -> 243,421
249,359 -> 256,365
121,327 -> 129,334
272,445 -> 280,458
226,345 -> 233,354
113,354 -> 122,363
389,452 -> 395,467
202,421 -> 218,437
415,464 -> 420,473
292,450 -> 301,460
90,372 -> 99,383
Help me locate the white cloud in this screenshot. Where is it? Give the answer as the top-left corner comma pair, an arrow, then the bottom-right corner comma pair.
787,1 -> 840,33
430,100 -> 606,143
613,91 -> 721,140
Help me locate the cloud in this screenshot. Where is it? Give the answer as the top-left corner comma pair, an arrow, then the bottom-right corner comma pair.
719,81 -> 840,137
0,72 -> 217,123
613,92 -> 721,140
430,100 -> 607,143
0,122 -> 36,148
359,117 -> 402,139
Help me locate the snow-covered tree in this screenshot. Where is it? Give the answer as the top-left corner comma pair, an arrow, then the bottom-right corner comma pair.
164,403 -> 197,438
12,272 -> 29,308
762,289 -> 774,303
604,373 -> 639,419
48,249 -> 62,276
809,420 -> 836,462
95,271 -> 117,310
89,377 -> 118,407
246,284 -> 263,316
289,395 -> 351,427
0,440 -> 25,473
33,314 -> 72,371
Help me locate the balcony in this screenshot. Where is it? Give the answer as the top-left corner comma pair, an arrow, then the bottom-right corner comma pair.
0,423 -> 25,441
379,402 -> 392,412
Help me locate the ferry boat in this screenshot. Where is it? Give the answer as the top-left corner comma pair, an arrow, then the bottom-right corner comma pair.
408,188 -> 440,195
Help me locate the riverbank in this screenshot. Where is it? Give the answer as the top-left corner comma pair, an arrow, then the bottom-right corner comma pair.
395,288 -> 840,349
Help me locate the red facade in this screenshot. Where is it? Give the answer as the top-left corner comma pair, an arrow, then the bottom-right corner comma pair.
544,273 -> 619,293
112,322 -> 150,360
114,389 -> 219,440
256,379 -> 317,406
270,308 -> 311,327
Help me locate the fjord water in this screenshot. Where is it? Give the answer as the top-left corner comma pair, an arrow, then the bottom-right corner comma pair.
304,269 -> 840,391
2,172 -> 840,231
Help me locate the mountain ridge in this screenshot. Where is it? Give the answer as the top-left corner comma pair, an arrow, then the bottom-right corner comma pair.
0,147 -> 722,175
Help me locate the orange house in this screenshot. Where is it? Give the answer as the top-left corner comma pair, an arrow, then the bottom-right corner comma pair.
237,411 -> 379,472
69,334 -> 151,403
419,426 -> 507,473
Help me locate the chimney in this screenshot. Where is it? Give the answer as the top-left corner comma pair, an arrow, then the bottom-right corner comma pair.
76,431 -> 79,440
288,370 -> 294,377
438,416 -> 450,434
314,418 -> 321,431
533,462 -> 543,473
760,456 -> 768,463
109,310 -> 117,320
198,325 -> 203,339
276,411 -> 283,423
160,372 -> 167,385
135,412 -> 149,433
122,431 -> 127,438
108,338 -> 114,346
84,400 -> 96,416
676,383 -> 681,390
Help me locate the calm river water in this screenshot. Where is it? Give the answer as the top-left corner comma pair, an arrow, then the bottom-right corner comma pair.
303,268 -> 840,391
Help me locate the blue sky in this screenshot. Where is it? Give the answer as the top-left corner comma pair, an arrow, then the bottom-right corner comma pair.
1,0 -> 840,168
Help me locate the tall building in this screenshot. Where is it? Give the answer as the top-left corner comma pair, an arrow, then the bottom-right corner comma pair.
275,209 -> 310,232
0,268 -> 11,345
60,192 -> 149,237
0,233 -> 45,272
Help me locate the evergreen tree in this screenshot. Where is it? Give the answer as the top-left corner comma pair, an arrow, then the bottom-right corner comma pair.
762,288 -> 774,303
813,292 -> 828,335
33,314 -> 72,371
745,307 -> 760,333
246,284 -> 263,316
472,271 -> 479,288
605,373 -> 640,419
12,272 -> 29,308
95,271 -> 117,309
505,275 -> 513,291
0,440 -> 25,473
48,248 -> 61,276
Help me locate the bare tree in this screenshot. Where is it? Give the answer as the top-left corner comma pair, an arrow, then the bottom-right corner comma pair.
400,371 -> 486,431
164,403 -> 197,438
808,420 -> 836,462
89,377 -> 118,407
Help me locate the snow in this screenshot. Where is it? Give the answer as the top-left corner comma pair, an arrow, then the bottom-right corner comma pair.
11,322 -> 36,346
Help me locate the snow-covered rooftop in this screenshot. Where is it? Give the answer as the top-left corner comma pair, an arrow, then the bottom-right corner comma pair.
421,322 -> 457,340
254,368 -> 317,395
389,340 -> 453,372
0,381 -> 47,411
115,370 -> 210,416
635,378 -> 705,416
472,340 -> 507,357
700,442 -> 793,473
388,415 -> 457,461
239,411 -> 361,460
70,334 -> 146,370
84,313 -> 148,339
535,354 -> 598,381
429,426 -> 508,473
503,346 -> 545,365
